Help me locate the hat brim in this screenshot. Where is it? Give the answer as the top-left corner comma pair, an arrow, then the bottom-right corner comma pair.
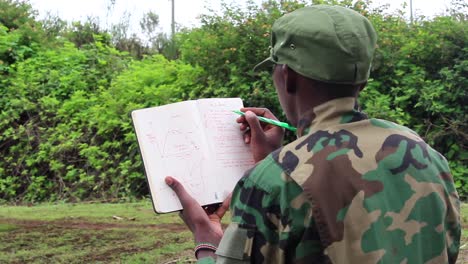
253,57 -> 275,72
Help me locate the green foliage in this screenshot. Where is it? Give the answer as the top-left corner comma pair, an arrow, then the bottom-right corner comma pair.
0,0 -> 466,201
0,36 -> 131,201
0,36 -> 203,201
66,19 -> 112,48
0,0 -> 42,69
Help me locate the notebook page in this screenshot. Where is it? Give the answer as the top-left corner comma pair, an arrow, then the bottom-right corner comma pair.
132,101 -> 214,213
196,98 -> 255,203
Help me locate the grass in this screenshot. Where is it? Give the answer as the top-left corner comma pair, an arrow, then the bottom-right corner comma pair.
0,201 -> 467,263
0,200 -> 195,263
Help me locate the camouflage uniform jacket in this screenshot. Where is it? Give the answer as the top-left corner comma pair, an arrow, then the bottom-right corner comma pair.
198,97 -> 460,264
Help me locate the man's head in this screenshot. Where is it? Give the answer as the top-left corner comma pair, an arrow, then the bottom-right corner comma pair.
255,5 -> 377,85
255,5 -> 377,124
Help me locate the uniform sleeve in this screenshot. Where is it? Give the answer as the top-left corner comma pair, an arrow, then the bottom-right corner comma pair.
214,156 -> 324,263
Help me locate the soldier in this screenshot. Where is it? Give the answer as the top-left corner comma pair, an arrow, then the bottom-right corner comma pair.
165,5 -> 461,264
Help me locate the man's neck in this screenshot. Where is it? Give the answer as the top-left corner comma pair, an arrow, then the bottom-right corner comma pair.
295,97 -> 364,137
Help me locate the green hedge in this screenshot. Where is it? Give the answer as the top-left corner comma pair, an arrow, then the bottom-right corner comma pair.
0,0 -> 466,202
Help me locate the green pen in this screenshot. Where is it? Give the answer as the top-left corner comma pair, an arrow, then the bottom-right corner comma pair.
233,110 -> 297,133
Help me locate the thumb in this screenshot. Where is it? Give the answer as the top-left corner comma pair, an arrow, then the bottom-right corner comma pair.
165,176 -> 191,204
244,111 -> 264,141
165,176 -> 181,192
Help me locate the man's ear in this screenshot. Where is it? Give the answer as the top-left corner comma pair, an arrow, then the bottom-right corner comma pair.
282,64 -> 297,94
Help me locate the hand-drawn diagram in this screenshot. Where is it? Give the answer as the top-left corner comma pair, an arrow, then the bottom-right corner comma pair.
143,112 -> 206,197
133,98 -> 256,212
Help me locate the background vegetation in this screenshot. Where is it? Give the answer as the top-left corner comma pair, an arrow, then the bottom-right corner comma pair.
0,0 -> 467,203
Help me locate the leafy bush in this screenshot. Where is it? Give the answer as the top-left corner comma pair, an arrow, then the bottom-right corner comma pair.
0,38 -> 129,201
0,0 -> 466,201
0,42 -> 204,201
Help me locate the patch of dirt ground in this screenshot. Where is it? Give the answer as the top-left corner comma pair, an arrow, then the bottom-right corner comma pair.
0,217 -> 187,231
1,217 -> 467,263
0,217 -> 191,263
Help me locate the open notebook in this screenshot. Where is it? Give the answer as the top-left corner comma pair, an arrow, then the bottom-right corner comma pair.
131,98 -> 255,213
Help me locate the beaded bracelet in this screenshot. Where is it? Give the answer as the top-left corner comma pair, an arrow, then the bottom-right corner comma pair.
194,242 -> 218,259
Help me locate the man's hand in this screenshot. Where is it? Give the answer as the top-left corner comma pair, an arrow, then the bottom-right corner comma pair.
237,107 -> 284,163
165,176 -> 230,247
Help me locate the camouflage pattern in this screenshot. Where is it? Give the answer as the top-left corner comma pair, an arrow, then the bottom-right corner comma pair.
199,97 -> 461,264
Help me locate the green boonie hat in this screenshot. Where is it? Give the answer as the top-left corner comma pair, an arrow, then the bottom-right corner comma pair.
254,5 -> 377,85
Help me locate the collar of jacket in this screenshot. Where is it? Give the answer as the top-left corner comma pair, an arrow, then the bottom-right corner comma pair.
296,97 -> 367,138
